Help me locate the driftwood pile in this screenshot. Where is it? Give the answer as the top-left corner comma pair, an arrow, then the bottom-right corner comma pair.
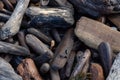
0,0 -> 120,80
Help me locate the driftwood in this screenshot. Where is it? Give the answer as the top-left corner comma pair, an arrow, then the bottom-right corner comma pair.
70,49 -> 91,80
17,58 -> 43,80
0,41 -> 30,56
108,14 -> 120,30
75,17 -> 120,52
50,69 -> 60,80
0,0 -> 30,40
98,42 -> 113,78
26,6 -> 74,28
0,57 -> 22,80
26,34 -> 54,59
51,29 -> 61,44
65,50 -> 75,77
51,28 -> 74,70
27,28 -> 55,47
18,31 -> 29,49
68,0 -> 120,17
0,12 -> 10,22
2,0 -> 14,11
107,53 -> 120,80
8,0 -> 17,5
90,63 -> 104,80
40,63 -> 50,73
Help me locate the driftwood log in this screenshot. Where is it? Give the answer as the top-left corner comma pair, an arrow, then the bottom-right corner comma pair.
26,34 -> 54,59
51,28 -> 74,70
17,58 -> 43,80
75,17 -> 120,52
27,28 -> 55,47
50,69 -> 60,80
0,41 -> 30,56
0,0 -> 30,40
107,53 -> 120,80
70,49 -> 91,80
98,42 -> 113,78
0,57 -> 22,80
26,6 -> 74,28
90,63 -> 104,80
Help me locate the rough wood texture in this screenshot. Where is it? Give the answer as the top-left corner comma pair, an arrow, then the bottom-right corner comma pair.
108,14 -> 120,30
75,17 -> 120,52
90,63 -> 104,80
17,58 -> 43,80
51,28 -> 74,70
70,49 -> 91,79
50,69 -> 60,80
0,57 -> 22,80
107,53 -> 120,80
26,34 -> 54,59
27,28 -> 55,46
0,41 -> 30,56
98,42 -> 113,78
26,6 -> 74,28
0,0 -> 30,40
65,50 -> 75,77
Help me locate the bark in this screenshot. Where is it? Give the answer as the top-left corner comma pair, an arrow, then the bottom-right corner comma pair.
17,58 -> 43,80
75,17 -> 120,52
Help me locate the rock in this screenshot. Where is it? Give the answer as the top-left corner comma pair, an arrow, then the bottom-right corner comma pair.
0,57 -> 22,80
75,17 -> 120,52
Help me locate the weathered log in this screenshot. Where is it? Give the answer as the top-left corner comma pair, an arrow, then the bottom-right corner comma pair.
27,28 -> 55,47
0,57 -> 22,80
50,69 -> 60,80
90,63 -> 104,80
76,51 -> 84,62
17,58 -> 43,80
70,49 -> 91,79
65,50 -> 75,77
0,0 -> 30,40
107,53 -> 120,80
18,30 -> 29,49
40,63 -> 50,73
75,17 -> 120,52
26,6 -> 74,28
0,41 -> 30,56
108,14 -> 120,30
51,28 -> 74,70
0,12 -> 10,22
51,29 -> 61,44
26,34 -> 54,59
2,0 -> 14,11
68,0 -> 120,17
98,42 -> 113,78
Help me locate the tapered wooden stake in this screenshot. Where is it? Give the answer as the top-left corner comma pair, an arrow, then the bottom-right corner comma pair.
51,28 -> 74,70
0,0 -> 30,40
17,58 -> 43,80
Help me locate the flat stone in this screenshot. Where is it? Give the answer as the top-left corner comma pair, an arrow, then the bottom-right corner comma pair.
75,17 -> 120,52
